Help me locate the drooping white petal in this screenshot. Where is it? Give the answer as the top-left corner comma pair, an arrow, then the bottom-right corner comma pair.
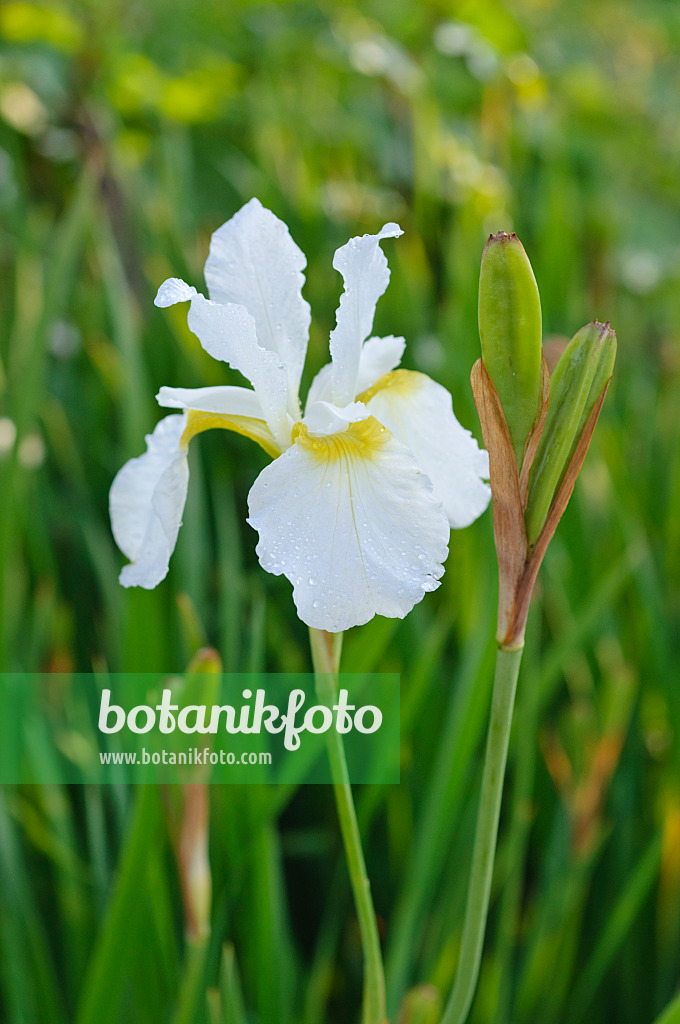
204,198 -> 311,412
305,334 -> 405,410
247,417 -> 450,631
303,400 -> 367,436
365,371 -> 491,528
329,224 -> 403,407
157,384 -> 264,418
109,414 -> 189,589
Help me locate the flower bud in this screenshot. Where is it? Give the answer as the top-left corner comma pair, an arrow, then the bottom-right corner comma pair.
478,232 -> 543,466
399,985 -> 441,1024
525,321 -> 616,544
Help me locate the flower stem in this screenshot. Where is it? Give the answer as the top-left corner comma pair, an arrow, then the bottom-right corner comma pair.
440,643 -> 524,1024
309,626 -> 387,1024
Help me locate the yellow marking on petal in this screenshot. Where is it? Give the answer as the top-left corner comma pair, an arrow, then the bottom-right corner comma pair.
357,368 -> 426,403
181,409 -> 281,459
292,416 -> 391,463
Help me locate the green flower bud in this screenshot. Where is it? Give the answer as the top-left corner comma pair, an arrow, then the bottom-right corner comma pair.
478,232 -> 543,466
525,321 -> 616,544
569,326 -> 617,462
399,985 -> 441,1024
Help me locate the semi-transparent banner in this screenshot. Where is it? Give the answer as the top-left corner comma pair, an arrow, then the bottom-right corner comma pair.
0,673 -> 400,784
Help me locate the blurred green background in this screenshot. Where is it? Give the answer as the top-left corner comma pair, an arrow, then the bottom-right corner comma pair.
1,0 -> 679,1022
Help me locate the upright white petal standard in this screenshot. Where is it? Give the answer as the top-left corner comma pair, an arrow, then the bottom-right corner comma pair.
304,360 -> 334,409
329,224 -> 403,407
354,335 -> 406,395
364,370 -> 491,528
204,198 -> 311,414
109,414 -> 189,588
247,417 -> 450,631
305,334 -> 406,410
155,282 -> 290,451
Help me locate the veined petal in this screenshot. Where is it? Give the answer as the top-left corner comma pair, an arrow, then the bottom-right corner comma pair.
155,279 -> 291,451
247,416 -> 449,631
204,198 -> 311,413
109,414 -> 189,588
305,334 -> 405,411
329,224 -> 403,407
157,386 -> 280,458
362,370 -> 491,528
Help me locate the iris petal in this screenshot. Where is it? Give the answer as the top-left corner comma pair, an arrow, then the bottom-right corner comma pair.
329,225 -> 403,407
155,280 -> 290,450
109,414 -> 189,588
247,416 -> 450,631
363,370 -> 491,528
306,334 -> 405,410
204,198 -> 311,414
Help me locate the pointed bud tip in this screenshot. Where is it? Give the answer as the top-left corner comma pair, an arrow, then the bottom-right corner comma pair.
588,319 -> 616,337
587,320 -> 618,358
187,646 -> 223,673
483,230 -> 522,255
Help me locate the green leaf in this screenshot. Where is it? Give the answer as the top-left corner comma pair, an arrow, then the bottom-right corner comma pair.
653,990 -> 680,1024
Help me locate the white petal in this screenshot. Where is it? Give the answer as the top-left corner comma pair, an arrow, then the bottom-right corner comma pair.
157,384 -> 264,418
329,224 -> 403,407
153,279 -> 290,448
247,417 -> 449,631
303,400 -> 368,436
204,198 -> 311,411
365,371 -> 491,528
109,414 -> 189,589
186,294 -> 290,450
155,278 -> 198,307
156,384 -> 280,458
355,335 -> 406,394
305,334 -> 405,411
305,361 -> 334,408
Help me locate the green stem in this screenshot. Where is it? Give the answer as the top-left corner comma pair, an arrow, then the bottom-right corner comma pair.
309,627 -> 387,1024
440,644 -> 524,1024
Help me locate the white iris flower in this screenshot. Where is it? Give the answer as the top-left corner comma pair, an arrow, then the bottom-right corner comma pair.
110,199 -> 490,632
